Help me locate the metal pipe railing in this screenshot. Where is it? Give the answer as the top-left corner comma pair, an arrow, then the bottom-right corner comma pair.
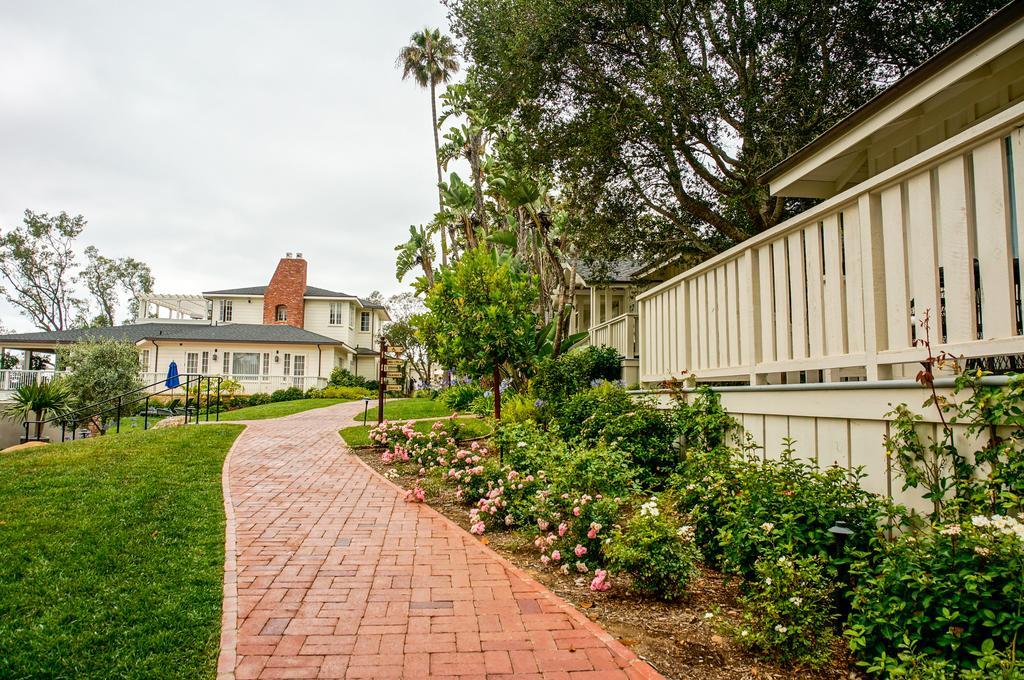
22,374 -> 224,443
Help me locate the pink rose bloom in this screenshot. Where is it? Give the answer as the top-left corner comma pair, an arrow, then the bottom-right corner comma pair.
551,550 -> 561,561
575,561 -> 589,573
590,570 -> 611,592
573,507 -> 581,517
540,555 -> 550,565
470,521 -> 486,535
574,544 -> 587,557
558,522 -> 568,537
537,519 -> 550,531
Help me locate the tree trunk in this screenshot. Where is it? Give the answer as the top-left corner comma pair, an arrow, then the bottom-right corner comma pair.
551,261 -> 577,358
430,79 -> 448,267
493,362 -> 501,420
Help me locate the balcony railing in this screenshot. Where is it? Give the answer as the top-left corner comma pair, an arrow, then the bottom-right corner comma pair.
588,313 -> 638,360
139,373 -> 328,394
637,100 -> 1024,385
0,370 -> 61,394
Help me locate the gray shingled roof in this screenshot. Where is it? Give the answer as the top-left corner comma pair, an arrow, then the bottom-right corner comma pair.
203,285 -> 355,298
202,285 -> 383,309
0,323 -> 344,346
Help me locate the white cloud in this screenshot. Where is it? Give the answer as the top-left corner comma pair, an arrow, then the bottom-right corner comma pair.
0,0 -> 452,330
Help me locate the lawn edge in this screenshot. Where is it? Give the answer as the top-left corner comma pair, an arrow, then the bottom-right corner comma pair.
339,436 -> 665,680
217,424 -> 248,680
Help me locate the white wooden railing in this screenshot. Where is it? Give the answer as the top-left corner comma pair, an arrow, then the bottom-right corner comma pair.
0,370 -> 328,401
588,313 -> 639,359
0,370 -> 62,394
638,100 -> 1024,385
138,373 -> 328,394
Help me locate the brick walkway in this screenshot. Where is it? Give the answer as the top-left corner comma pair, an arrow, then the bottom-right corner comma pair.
218,401 -> 662,679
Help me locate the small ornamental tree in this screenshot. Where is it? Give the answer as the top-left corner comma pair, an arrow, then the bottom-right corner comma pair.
421,246 -> 537,418
57,339 -> 143,429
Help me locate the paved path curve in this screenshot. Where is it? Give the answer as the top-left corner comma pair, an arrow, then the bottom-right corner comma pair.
218,401 -> 662,679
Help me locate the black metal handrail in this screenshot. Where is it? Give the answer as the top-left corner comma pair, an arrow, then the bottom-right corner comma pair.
22,374 -> 223,443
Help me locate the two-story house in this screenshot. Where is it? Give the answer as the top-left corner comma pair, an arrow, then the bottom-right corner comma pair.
0,253 -> 390,394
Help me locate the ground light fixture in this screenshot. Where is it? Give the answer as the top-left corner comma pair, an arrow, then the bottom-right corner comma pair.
828,521 -> 856,616
363,397 -> 372,426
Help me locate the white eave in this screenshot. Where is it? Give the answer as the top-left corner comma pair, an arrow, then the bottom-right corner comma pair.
764,2 -> 1024,200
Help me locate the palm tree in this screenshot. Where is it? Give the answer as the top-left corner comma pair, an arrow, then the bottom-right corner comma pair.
394,224 -> 436,289
397,28 -> 460,266
3,378 -> 74,441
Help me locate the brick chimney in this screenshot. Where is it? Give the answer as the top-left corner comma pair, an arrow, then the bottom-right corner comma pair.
263,253 -> 307,327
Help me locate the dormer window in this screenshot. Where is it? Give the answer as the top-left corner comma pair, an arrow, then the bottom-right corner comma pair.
275,304 -> 288,322
219,300 -> 233,322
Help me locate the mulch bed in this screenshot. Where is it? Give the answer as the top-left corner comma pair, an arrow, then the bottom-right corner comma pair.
353,447 -> 861,680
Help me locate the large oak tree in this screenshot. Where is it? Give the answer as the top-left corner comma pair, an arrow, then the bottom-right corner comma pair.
445,0 -> 1005,263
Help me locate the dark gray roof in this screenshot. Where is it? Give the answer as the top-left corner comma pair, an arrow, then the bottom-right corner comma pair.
203,284 -> 359,298
575,259 -> 645,284
0,323 -> 344,346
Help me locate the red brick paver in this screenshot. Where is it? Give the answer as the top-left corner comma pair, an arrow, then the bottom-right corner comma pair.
218,402 -> 663,679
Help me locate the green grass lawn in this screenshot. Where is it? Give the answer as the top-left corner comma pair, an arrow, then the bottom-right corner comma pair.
0,425 -> 243,678
219,398 -> 350,421
356,398 -> 453,423
340,416 -> 491,447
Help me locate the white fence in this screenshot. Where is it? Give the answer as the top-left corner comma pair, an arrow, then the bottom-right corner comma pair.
638,100 -> 1024,385
588,313 -> 638,359
654,377 -> 1012,514
139,373 -> 328,394
0,370 -> 61,394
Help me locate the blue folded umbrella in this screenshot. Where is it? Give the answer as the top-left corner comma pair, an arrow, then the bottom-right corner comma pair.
165,360 -> 181,389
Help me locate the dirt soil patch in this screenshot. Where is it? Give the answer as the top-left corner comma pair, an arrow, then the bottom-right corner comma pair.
353,447 -> 860,680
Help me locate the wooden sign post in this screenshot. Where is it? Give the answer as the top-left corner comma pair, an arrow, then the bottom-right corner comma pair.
376,338 -> 387,425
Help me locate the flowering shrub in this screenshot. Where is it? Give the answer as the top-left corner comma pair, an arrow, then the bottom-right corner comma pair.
672,444 -> 889,580
604,495 -> 701,601
552,382 -> 636,443
369,417 -> 460,469
550,444 -> 637,501
846,514 -> 1024,673
531,494 -> 623,572
494,421 -> 567,475
733,555 -> 837,668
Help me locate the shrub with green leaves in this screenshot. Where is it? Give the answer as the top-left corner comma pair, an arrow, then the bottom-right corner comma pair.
247,393 -> 271,407
329,367 -> 377,390
733,555 -> 837,668
597,402 -> 679,486
672,445 -> 888,580
270,386 -> 304,402
438,382 -> 484,411
846,514 -> 1024,674
552,381 -> 635,442
494,421 -> 566,476
605,496 -> 701,601
469,392 -> 495,417
533,345 -> 623,407
549,443 -> 637,501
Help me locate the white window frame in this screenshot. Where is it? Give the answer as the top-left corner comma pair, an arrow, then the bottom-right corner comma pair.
262,352 -> 270,381
186,352 -> 199,374
329,302 -> 344,326
201,351 -> 209,374
222,351 -> 231,375
275,305 -> 287,322
220,300 -> 233,322
139,349 -> 150,371
283,353 -> 291,376
360,311 -> 371,332
292,355 -> 305,387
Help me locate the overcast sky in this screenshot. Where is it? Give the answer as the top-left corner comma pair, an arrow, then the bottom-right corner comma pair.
0,1 -> 452,331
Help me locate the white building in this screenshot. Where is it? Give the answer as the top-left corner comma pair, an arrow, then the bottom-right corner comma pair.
0,253 -> 390,394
